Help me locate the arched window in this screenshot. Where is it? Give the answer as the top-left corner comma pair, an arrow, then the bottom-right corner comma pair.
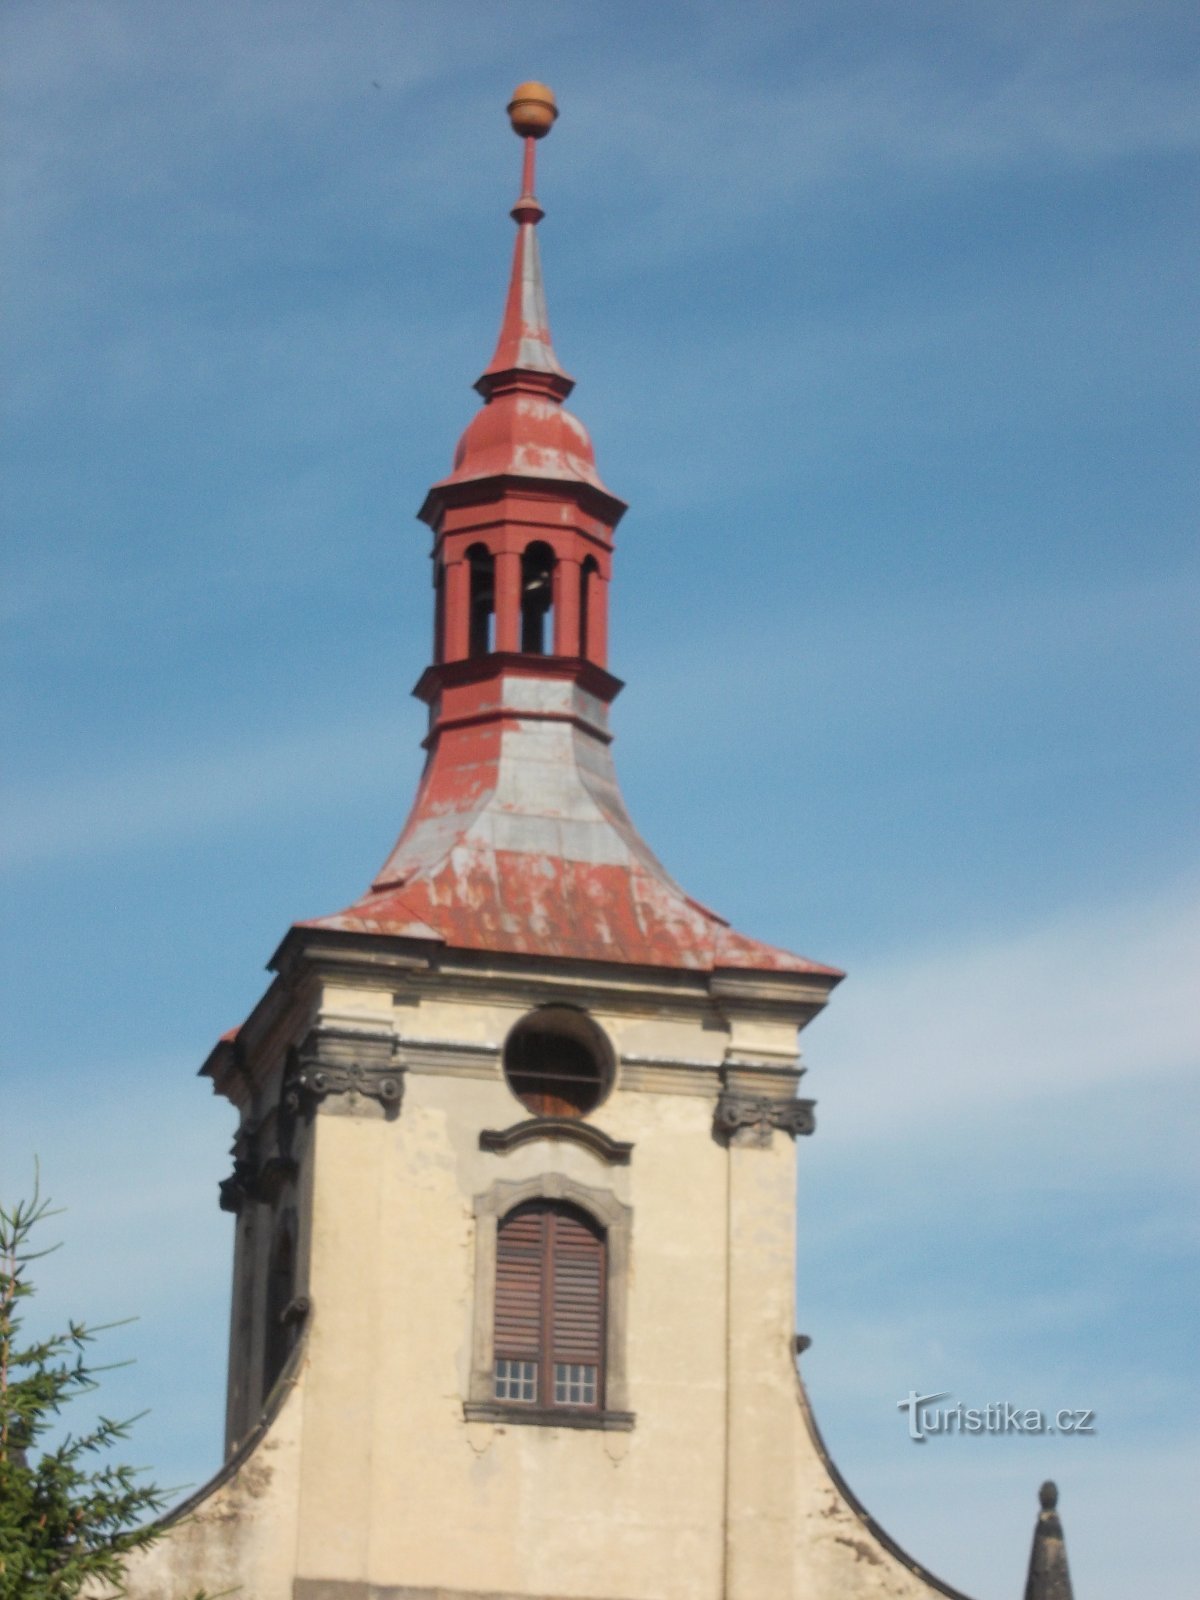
503,1005 -> 614,1119
494,1201 -> 605,1411
468,1176 -> 633,1427
520,542 -> 555,654
467,544 -> 495,658
579,555 -> 599,661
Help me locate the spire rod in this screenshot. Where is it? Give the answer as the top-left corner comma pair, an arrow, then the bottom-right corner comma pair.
515,128 -> 540,224
509,80 -> 556,211
475,83 -> 572,401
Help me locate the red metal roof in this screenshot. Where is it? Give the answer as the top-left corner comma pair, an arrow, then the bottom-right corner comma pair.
475,200 -> 573,402
302,663 -> 839,977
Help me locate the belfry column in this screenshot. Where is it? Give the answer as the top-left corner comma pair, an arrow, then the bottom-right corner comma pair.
552,554 -> 582,656
494,547 -> 522,651
443,557 -> 470,661
585,568 -> 608,663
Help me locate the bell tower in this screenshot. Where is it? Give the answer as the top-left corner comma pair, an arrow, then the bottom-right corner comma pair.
120,86 -> 995,1600
423,82 -> 620,680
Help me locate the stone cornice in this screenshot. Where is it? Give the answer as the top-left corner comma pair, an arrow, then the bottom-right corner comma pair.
269,928 -> 434,984
399,1037 -> 500,1079
418,469 -> 627,535
412,652 -> 624,718
271,926 -> 836,1020
709,968 -> 841,1024
617,1055 -> 720,1096
209,930 -> 838,1118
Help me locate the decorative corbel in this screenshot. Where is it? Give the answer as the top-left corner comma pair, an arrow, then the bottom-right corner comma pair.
287,1059 -> 403,1113
713,1089 -> 816,1146
217,1152 -> 298,1212
218,1157 -> 257,1214
284,1026 -> 404,1118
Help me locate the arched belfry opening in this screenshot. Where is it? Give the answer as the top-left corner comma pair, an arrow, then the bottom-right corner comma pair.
520,542 -> 555,654
468,544 -> 496,657
579,555 -> 599,661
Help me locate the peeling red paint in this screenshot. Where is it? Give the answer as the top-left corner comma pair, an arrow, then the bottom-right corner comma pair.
441,391 -> 611,497
303,663 -> 838,977
309,853 -> 836,975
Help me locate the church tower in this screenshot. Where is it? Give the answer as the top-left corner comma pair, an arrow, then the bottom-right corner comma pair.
121,86 -> 993,1600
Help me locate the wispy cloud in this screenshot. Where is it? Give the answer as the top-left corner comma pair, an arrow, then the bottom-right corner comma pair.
620,563 -> 1200,756
8,4 -> 1197,304
808,877 -> 1199,1139
0,705 -> 421,870
559,18 -> 1200,270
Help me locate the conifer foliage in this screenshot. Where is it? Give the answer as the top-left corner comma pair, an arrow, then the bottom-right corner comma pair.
0,1180 -> 173,1598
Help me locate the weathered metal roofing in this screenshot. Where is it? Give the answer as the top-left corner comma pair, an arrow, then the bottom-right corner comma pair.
438,391 -> 611,498
475,213 -> 573,399
303,664 -> 839,977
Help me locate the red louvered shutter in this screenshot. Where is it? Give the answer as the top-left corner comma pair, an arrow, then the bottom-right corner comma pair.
495,1206 -> 545,1363
549,1207 -> 605,1407
493,1202 -> 606,1410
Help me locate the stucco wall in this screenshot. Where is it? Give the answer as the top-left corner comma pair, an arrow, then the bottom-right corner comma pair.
118,1344 -> 305,1600
120,951 -> 969,1600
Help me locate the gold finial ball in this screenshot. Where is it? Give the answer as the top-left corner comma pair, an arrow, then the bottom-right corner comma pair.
508,81 -> 558,139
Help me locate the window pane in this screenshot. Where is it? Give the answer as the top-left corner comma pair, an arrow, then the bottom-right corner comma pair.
553,1362 -> 597,1406
494,1358 -> 537,1402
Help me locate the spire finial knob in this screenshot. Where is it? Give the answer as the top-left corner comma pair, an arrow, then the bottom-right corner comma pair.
508,82 -> 557,139
1039,1481 -> 1059,1512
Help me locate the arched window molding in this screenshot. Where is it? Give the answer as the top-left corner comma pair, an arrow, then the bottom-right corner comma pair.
466,1174 -> 633,1429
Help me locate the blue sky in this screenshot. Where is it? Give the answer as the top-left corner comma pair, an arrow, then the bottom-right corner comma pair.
2,3 -> 1197,1596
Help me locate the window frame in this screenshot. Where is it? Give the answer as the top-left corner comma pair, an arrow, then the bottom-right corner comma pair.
493,1200 -> 607,1412
501,1004 -> 615,1120
466,1174 -> 634,1430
